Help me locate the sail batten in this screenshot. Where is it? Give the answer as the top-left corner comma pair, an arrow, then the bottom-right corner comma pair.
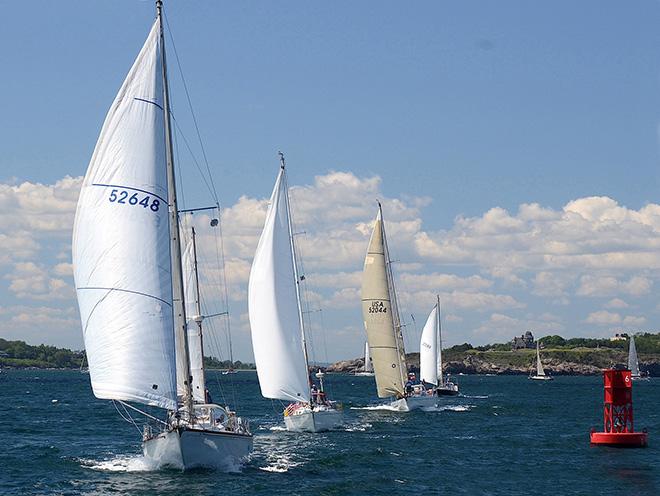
361,208 -> 406,398
248,168 -> 310,403
72,18 -> 177,411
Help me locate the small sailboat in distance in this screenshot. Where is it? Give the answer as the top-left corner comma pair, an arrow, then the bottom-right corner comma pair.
628,335 -> 649,381
420,296 -> 459,396
354,342 -> 375,376
529,341 -> 553,381
72,1 -> 252,470
248,153 -> 343,432
361,202 -> 437,411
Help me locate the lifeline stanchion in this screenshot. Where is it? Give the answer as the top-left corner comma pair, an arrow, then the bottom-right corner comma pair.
590,368 -> 647,447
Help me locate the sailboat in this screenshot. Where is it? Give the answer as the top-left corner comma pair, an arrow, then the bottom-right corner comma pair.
248,154 -> 343,432
529,342 -> 553,381
354,342 -> 375,376
420,296 -> 459,396
361,202 -> 437,412
72,1 -> 252,470
628,335 -> 649,381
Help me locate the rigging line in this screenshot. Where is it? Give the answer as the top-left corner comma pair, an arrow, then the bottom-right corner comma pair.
169,112 -> 215,201
117,400 -> 169,426
112,400 -> 143,436
163,11 -> 218,203
212,207 -> 239,409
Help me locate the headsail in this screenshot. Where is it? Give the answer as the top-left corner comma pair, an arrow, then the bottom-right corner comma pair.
420,305 -> 438,386
248,167 -> 310,403
628,336 -> 640,377
364,342 -> 373,373
361,207 -> 406,398
72,18 -> 177,410
180,217 -> 206,403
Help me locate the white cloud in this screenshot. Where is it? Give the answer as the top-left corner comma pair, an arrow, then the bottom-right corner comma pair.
584,311 -> 621,325
577,275 -> 652,298
605,298 -> 629,309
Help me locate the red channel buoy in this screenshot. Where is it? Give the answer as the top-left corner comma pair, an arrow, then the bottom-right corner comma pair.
590,368 -> 647,447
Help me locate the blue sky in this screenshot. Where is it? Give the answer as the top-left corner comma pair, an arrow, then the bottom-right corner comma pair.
1,1 -> 660,362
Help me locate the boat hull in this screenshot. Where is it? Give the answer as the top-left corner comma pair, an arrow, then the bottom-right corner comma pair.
284,408 -> 343,432
529,375 -> 554,381
354,372 -> 375,377
389,395 -> 437,412
143,427 -> 253,470
436,387 -> 459,396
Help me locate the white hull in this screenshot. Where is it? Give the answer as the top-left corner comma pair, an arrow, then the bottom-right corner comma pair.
631,375 -> 650,382
354,372 -> 375,377
529,375 -> 553,381
284,408 -> 343,432
389,395 -> 437,412
143,428 -> 253,471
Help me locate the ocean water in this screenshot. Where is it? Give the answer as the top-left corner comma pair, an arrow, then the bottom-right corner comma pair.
2,370 -> 659,495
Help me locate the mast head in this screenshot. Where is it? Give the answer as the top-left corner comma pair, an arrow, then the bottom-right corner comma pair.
156,0 -> 163,16
278,151 -> 286,170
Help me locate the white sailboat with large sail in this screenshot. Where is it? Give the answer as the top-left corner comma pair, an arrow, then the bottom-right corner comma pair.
420,296 -> 459,396
361,202 -> 437,412
529,341 -> 553,381
354,342 -> 375,376
248,154 -> 343,432
628,335 -> 648,381
72,2 -> 252,470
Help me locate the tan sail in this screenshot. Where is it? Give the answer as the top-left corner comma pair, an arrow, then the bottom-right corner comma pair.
361,206 -> 406,398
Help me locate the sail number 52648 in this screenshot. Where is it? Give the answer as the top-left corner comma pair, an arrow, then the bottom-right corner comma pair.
109,189 -> 160,212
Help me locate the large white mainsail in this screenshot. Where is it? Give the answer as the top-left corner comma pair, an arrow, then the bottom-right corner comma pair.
419,305 -> 438,386
72,19 -> 177,410
248,167 -> 310,403
361,206 -> 406,398
628,336 -> 640,377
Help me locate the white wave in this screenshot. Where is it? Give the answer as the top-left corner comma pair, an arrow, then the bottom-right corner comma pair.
464,395 -> 488,399
421,404 -> 474,413
268,425 -> 287,432
80,455 -> 158,472
259,455 -> 300,473
351,404 -> 402,412
343,422 -> 372,432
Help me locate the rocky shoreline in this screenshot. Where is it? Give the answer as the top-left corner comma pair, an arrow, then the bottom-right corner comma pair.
326,351 -> 660,376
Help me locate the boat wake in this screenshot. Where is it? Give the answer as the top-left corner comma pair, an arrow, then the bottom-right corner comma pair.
421,404 -> 474,413
463,395 -> 488,399
80,455 -> 159,472
350,404 -> 403,412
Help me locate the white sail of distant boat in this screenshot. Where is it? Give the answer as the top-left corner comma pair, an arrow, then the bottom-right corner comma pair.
355,342 -> 375,376
529,341 -> 553,381
361,203 -> 437,411
420,296 -> 459,395
628,335 -> 648,381
72,1 -> 252,470
248,154 -> 343,432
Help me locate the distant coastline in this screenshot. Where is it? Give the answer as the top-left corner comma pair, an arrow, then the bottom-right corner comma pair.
326,333 -> 660,377
0,338 -> 254,370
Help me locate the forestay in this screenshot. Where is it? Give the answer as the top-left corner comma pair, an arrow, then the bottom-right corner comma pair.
72,18 -> 177,410
248,168 -> 310,403
420,305 -> 438,386
361,209 -> 406,398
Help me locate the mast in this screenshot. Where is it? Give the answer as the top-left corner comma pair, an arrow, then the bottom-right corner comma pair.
157,0 -> 193,417
378,201 -> 407,389
437,294 -> 443,386
190,226 -> 207,395
280,152 -> 312,389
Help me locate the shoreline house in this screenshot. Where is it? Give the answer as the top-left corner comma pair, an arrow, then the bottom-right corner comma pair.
511,331 -> 535,350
